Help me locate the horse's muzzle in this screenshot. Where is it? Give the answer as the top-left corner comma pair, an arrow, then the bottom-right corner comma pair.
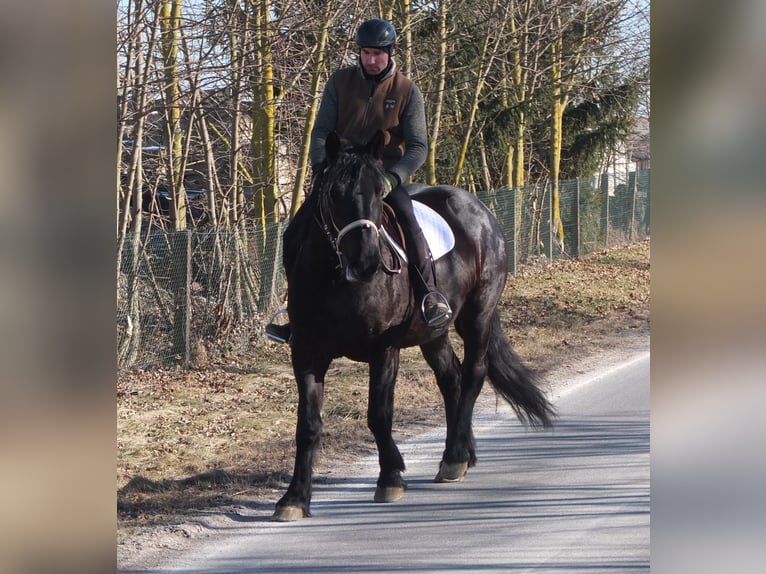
336,218 -> 382,282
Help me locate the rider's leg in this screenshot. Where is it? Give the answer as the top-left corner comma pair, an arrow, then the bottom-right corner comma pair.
265,205 -> 308,343
384,186 -> 452,328
265,171 -> 324,343
282,195 -> 314,278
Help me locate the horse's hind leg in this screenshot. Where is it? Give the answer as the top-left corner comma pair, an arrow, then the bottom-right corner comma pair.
437,303 -> 495,482
420,334 -> 473,482
368,347 -> 407,503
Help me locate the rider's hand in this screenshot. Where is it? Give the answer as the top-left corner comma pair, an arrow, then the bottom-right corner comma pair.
311,162 -> 326,177
383,172 -> 400,197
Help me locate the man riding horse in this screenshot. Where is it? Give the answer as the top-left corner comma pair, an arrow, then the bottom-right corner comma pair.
266,18 -> 452,343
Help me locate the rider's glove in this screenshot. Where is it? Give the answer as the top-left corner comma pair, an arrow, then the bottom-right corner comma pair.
311,162 -> 325,177
383,172 -> 400,197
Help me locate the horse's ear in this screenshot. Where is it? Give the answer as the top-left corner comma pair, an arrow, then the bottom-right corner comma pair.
368,130 -> 385,160
326,131 -> 341,163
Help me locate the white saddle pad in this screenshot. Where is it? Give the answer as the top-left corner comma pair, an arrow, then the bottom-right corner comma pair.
382,200 -> 455,264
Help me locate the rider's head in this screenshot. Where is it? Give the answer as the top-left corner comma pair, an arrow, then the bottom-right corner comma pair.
356,19 -> 396,77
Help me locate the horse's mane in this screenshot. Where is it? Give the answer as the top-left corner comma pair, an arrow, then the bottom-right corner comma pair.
317,139 -> 385,199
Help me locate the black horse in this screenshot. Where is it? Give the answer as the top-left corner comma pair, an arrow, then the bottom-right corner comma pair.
273,131 -> 555,521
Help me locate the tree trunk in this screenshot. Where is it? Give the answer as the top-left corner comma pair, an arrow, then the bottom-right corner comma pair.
452,0 -> 507,187
159,0 -> 187,231
549,29 -> 565,251
398,0 -> 413,77
425,0 -> 448,186
251,0 -> 278,225
289,3 -> 334,216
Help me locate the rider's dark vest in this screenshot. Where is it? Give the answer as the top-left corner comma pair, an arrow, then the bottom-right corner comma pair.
332,66 -> 414,170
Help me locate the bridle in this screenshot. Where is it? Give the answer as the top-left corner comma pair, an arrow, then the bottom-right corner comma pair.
314,169 -> 403,277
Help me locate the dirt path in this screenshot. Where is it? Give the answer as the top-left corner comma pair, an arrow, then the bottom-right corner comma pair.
118,325 -> 649,572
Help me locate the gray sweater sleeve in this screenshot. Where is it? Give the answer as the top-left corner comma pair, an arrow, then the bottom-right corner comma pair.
309,74 -> 338,170
389,84 -> 428,185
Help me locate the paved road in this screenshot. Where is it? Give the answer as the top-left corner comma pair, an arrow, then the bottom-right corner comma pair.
127,351 -> 649,573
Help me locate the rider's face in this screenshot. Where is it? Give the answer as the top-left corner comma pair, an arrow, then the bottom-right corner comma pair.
360,47 -> 389,76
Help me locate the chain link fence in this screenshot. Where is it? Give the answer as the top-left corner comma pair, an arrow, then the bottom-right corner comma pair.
117,171 -> 649,370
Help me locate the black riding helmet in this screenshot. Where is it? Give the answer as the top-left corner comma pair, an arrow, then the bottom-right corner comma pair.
355,18 -> 396,50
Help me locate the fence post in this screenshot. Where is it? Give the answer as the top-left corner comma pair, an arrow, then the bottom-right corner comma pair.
509,188 -> 517,275
547,182 -> 553,262
573,178 -> 581,258
642,170 -> 651,235
171,229 -> 191,367
600,174 -> 610,249
258,221 -> 285,311
628,170 -> 637,241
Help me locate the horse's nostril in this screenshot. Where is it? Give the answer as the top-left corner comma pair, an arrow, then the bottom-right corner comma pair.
344,261 -> 378,283
365,261 -> 380,277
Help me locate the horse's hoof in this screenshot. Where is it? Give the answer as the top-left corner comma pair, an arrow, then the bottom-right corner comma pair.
374,485 -> 406,503
434,461 -> 468,483
271,505 -> 305,522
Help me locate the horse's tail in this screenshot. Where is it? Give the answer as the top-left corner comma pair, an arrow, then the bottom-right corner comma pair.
486,311 -> 556,428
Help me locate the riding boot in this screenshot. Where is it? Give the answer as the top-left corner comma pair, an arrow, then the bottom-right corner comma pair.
265,311 -> 292,343
403,224 -> 453,328
387,185 -> 452,328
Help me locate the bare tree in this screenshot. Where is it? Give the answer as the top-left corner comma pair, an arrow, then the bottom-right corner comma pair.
287,2 -> 338,216
116,0 -> 650,368
159,0 -> 188,231
545,0 -> 631,251
423,0 -> 450,186
451,0 -> 510,187
118,0 -> 163,367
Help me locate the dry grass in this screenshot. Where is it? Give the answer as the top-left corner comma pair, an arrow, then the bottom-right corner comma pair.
117,239 -> 649,529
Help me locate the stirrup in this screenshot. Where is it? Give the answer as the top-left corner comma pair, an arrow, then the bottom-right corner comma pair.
421,291 -> 452,329
265,308 -> 291,343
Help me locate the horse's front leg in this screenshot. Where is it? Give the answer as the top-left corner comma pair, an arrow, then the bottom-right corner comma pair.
368,347 -> 407,503
273,354 -> 330,522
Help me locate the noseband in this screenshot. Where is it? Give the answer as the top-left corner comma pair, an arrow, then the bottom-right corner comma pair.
336,218 -> 380,246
